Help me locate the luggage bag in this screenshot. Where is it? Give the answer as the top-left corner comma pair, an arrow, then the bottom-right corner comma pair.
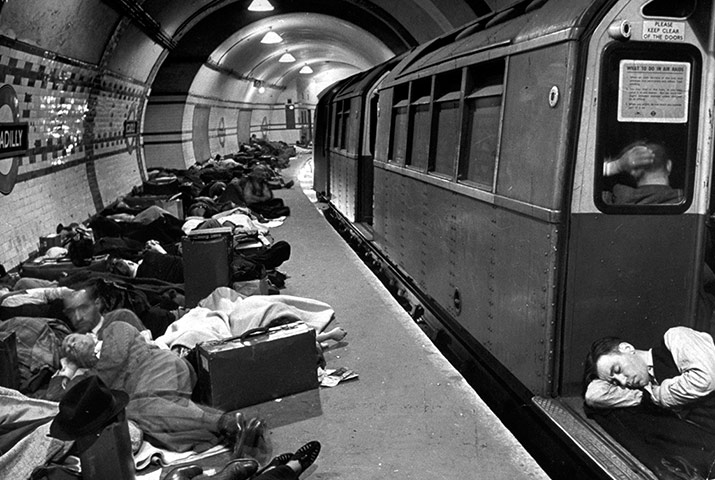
182,227 -> 232,307
195,321 -> 319,410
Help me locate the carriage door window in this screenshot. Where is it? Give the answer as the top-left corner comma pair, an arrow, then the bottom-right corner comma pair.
333,101 -> 344,149
388,85 -> 409,164
406,78 -> 432,171
431,70 -> 463,177
458,60 -> 505,190
594,43 -> 701,213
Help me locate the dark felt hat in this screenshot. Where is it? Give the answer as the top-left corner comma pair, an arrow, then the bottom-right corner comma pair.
49,376 -> 129,441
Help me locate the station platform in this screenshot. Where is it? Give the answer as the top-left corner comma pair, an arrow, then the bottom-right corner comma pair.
144,149 -> 550,480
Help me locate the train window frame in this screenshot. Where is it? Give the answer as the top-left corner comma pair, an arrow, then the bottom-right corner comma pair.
339,99 -> 350,151
430,69 -> 464,179
388,85 -> 409,164
457,60 -> 505,191
332,100 -> 344,149
406,78 -> 433,171
594,42 -> 701,214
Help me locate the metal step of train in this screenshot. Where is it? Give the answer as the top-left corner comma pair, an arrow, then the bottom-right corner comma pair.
531,396 -> 659,480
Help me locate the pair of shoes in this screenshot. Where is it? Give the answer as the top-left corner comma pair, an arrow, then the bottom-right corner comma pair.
210,458 -> 259,480
290,441 -> 321,473
255,452 -> 292,476
163,464 -> 203,480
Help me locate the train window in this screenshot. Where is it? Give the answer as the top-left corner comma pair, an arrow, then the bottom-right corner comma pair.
594,42 -> 701,213
339,99 -> 350,150
458,61 -> 504,189
332,101 -> 344,149
641,0 -> 696,19
431,70 -> 463,177
389,85 -> 409,164
407,78 -> 432,171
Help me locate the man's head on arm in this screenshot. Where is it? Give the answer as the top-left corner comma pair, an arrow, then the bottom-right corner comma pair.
585,336 -> 651,389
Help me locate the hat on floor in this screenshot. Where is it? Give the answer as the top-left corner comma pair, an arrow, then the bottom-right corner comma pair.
49,376 -> 129,441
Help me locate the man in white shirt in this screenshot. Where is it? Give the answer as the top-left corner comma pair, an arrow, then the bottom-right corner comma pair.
584,326 -> 715,410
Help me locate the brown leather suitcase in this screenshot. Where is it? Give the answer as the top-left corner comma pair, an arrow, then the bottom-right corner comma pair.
195,321 -> 319,410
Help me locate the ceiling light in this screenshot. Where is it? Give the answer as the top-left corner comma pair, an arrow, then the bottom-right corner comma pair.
299,63 -> 313,74
278,51 -> 295,63
258,86 -> 266,93
247,0 -> 274,12
260,28 -> 283,44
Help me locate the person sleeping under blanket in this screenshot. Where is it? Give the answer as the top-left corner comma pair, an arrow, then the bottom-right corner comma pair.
583,326 -> 715,479
43,319 -> 254,454
153,286 -> 346,358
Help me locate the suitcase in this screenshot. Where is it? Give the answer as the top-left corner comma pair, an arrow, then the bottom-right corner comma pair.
0,331 -> 18,389
182,227 -> 232,307
195,322 -> 319,410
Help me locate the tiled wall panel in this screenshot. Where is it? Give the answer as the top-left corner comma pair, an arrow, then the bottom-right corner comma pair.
0,38 -> 148,270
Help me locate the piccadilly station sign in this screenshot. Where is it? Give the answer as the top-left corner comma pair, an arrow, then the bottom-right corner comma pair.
0,83 -> 27,195
0,123 -> 28,156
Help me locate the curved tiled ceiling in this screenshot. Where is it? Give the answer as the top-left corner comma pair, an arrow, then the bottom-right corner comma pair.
150,0 -> 423,96
206,13 -> 392,96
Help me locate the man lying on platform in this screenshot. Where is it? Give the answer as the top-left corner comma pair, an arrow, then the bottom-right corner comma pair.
44,317 -> 259,454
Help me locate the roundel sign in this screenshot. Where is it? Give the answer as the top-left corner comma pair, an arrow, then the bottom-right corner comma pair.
217,117 -> 226,147
0,84 -> 28,195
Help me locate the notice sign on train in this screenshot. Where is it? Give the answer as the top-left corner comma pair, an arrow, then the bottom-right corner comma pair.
617,60 -> 690,123
642,20 -> 685,42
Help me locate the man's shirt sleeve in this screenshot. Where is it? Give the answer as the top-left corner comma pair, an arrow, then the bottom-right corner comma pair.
650,326 -> 715,407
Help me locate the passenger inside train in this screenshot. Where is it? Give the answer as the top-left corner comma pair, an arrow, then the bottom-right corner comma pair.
602,141 -> 684,205
582,326 -> 715,478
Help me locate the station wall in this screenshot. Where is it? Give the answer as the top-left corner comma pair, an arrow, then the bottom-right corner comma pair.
0,37 -> 145,270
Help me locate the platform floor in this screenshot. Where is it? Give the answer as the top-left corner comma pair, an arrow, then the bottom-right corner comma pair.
207,148 -> 548,480
145,149 -> 550,480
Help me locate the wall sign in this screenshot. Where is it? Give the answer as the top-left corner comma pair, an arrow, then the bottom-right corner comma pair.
0,84 -> 27,195
124,107 -> 137,155
218,117 -> 225,147
617,59 -> 690,123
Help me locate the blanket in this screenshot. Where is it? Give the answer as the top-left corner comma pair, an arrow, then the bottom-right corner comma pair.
155,287 -> 334,350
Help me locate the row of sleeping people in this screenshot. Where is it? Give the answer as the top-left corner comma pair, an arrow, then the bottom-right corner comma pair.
0,146 -> 338,479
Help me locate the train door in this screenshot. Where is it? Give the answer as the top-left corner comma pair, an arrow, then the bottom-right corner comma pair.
561,0 -> 714,395
356,84 -> 380,226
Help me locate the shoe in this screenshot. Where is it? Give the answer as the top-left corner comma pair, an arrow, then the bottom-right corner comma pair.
163,464 -> 203,480
290,441 -> 321,472
255,452 -> 292,476
210,458 -> 258,480
218,411 -> 245,440
233,417 -> 265,458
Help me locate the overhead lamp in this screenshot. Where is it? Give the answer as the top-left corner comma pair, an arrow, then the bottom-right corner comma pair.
260,27 -> 283,44
247,0 -> 274,12
299,63 -> 313,74
258,86 -> 266,93
278,51 -> 295,63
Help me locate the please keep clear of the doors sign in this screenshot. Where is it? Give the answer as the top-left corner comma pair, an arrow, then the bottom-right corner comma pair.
617,60 -> 690,123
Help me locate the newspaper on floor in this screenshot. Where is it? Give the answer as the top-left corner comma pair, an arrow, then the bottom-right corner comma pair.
319,366 -> 358,387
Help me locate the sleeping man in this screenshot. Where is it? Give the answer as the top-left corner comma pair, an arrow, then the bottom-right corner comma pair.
583,326 -> 715,477
45,318 -> 250,453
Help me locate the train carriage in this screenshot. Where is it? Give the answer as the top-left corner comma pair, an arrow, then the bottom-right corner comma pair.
317,0 -> 715,478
